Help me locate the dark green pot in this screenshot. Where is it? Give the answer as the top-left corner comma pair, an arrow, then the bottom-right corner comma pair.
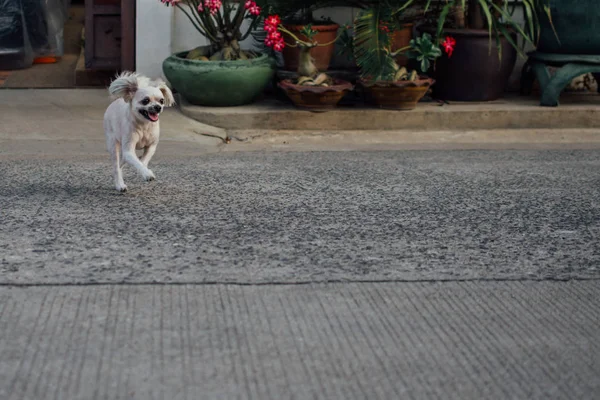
162,48 -> 276,107
537,0 -> 600,55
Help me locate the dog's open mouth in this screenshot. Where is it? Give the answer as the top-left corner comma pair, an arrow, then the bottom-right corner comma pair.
140,109 -> 160,122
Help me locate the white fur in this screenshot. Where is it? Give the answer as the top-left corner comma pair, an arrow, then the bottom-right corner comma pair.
103,71 -> 175,192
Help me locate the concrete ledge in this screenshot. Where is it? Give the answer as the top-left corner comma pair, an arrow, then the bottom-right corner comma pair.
179,93 -> 600,131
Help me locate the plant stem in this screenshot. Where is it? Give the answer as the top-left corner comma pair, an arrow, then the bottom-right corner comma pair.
191,0 -> 219,39
453,5 -> 466,28
186,1 -> 217,40
176,4 -> 216,42
297,45 -> 318,77
389,45 -> 411,57
278,26 -> 315,48
219,12 -> 227,32
232,1 -> 246,35
315,29 -> 345,47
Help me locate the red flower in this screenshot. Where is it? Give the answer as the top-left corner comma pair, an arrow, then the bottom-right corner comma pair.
379,22 -> 390,33
244,1 -> 261,16
442,36 -> 456,57
249,5 -> 261,16
264,15 -> 281,32
267,31 -> 282,41
264,14 -> 285,52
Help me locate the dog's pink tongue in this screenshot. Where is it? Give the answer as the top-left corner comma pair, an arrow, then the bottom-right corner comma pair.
149,112 -> 159,122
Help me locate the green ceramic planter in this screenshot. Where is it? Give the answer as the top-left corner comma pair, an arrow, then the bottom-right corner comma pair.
537,0 -> 600,55
162,48 -> 276,107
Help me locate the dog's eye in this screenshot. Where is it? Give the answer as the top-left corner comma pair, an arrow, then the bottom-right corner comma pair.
141,98 -> 150,105
159,99 -> 164,105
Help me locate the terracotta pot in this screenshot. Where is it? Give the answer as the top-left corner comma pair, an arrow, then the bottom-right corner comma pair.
361,78 -> 434,110
281,23 -> 340,72
391,23 -> 414,67
278,79 -> 353,110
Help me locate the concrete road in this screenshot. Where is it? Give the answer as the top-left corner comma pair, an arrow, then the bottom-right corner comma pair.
1,89 -> 600,399
1,282 -> 599,400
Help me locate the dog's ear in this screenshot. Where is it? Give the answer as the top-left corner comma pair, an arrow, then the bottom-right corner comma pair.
108,71 -> 140,103
153,79 -> 176,107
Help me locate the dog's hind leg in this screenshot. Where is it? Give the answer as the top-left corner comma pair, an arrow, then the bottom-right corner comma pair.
110,140 -> 127,192
122,142 -> 156,182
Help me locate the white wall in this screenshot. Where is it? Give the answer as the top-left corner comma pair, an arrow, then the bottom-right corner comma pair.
136,0 -> 174,80
136,0 -> 262,79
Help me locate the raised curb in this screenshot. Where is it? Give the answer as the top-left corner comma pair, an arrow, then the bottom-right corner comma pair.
179,93 -> 600,131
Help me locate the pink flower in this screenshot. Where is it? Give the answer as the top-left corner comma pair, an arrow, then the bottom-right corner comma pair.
160,0 -> 181,6
244,0 -> 254,9
272,40 -> 285,52
442,36 -> 456,57
197,0 -> 221,15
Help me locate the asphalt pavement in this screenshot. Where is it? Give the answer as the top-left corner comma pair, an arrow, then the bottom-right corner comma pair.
1,150 -> 600,285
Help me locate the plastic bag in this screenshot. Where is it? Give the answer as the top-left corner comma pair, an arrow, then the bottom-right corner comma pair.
0,0 -> 71,69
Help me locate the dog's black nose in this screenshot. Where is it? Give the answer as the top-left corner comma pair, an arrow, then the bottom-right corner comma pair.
152,105 -> 162,113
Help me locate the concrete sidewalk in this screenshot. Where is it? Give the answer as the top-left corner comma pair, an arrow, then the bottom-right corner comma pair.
2,281 -> 599,400
2,89 -> 600,153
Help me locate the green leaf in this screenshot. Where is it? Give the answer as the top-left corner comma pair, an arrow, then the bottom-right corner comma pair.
491,3 -> 534,51
543,4 -> 560,44
353,6 -> 396,82
477,0 -> 494,53
436,3 -> 453,39
498,23 -> 522,59
521,0 -> 536,44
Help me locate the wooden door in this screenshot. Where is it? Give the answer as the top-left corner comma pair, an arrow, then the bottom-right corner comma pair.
85,0 -> 135,71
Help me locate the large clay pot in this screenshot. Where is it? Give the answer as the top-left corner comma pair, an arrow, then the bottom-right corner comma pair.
281,23 -> 339,71
391,23 -> 413,67
537,0 -> 600,55
425,28 -> 517,101
162,47 -> 276,107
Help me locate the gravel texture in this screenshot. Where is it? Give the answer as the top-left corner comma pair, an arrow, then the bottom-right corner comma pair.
1,150 -> 599,284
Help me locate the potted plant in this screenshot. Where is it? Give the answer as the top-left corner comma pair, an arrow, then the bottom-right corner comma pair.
160,0 -> 276,107
413,0 -> 538,101
351,4 -> 452,110
263,15 -> 353,110
258,0 -> 341,72
347,1 -> 425,66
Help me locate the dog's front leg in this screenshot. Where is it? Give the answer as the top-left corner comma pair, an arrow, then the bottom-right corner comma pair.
122,142 -> 156,182
140,142 -> 158,168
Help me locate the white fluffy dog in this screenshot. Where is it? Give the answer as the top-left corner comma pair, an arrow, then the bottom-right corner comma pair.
103,71 -> 175,192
